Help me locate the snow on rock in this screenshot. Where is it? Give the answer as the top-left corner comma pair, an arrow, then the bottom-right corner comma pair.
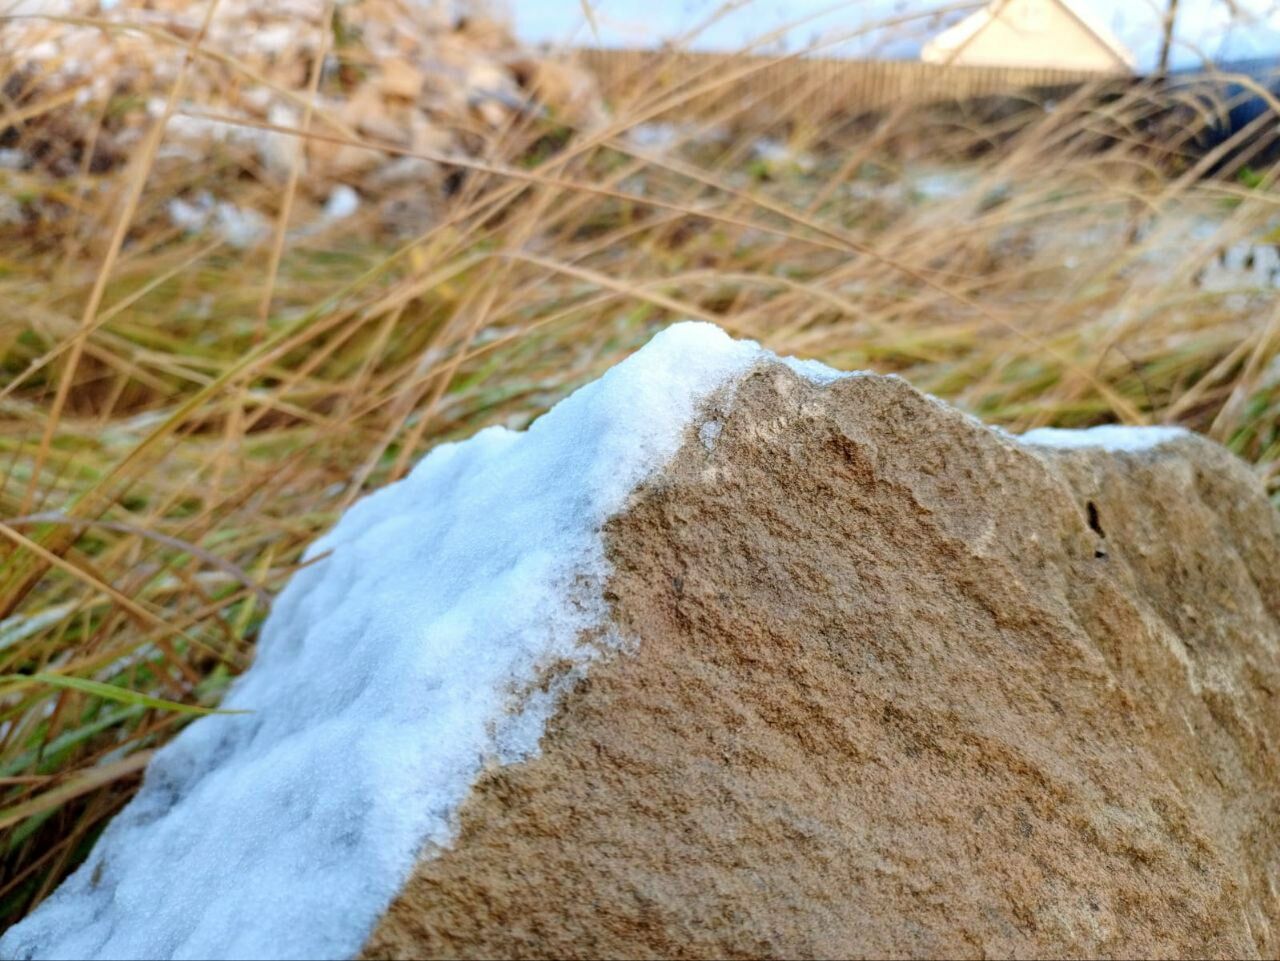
1020,424 -> 1189,452
0,323 -> 781,961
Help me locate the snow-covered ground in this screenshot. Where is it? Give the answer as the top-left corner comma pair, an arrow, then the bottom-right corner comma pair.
0,322 -> 1187,961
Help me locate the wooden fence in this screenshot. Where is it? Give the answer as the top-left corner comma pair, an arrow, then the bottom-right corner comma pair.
576,48 -> 1127,125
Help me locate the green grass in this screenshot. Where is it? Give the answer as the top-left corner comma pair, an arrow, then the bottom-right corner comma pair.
1,37 -> 1279,928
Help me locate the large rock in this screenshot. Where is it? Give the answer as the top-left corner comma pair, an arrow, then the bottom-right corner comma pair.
366,366 -> 1280,959
5,324 -> 1278,960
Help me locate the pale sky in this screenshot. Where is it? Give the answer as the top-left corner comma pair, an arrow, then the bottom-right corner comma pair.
509,0 -> 1280,71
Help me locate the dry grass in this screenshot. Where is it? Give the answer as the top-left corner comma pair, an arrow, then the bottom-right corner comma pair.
2,8 -> 1280,928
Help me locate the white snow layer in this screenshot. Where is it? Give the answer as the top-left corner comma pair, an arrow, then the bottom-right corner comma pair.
0,323 -> 770,961
0,322 -> 1191,961
1020,424 -> 1188,452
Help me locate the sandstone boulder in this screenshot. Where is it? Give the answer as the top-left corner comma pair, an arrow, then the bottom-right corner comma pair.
368,365 -> 1280,959
4,324 -> 1277,960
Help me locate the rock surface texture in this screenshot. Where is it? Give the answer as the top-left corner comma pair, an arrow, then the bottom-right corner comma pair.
366,364 -> 1280,960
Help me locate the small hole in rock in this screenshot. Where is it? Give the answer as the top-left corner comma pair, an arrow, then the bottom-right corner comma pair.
1086,501 -> 1105,538
1087,501 -> 1107,558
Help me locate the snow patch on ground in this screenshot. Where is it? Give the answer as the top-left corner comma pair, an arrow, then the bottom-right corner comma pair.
167,192 -> 269,249
1020,424 -> 1189,452
0,323 -> 797,961
322,185 -> 360,222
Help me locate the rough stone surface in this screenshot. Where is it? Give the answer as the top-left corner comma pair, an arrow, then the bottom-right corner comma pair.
364,364 -> 1280,960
